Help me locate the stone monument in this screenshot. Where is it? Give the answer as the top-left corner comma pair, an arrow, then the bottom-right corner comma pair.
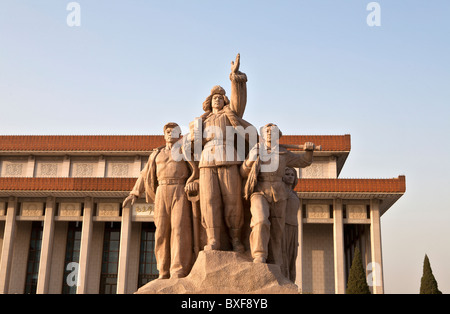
123,122 -> 198,279
126,54 -> 318,294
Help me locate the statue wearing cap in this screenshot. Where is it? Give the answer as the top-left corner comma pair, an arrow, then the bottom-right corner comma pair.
123,122 -> 197,279
241,123 -> 314,268
195,54 -> 256,252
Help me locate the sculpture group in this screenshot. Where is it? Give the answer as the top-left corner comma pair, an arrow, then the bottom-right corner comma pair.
123,54 -> 316,283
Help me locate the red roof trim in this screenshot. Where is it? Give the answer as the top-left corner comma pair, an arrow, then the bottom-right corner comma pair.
0,177 -> 136,191
0,135 -> 350,152
294,176 -> 406,193
0,176 -> 405,194
0,136 -> 165,152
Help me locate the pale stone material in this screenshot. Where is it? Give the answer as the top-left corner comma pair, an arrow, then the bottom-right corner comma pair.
21,202 -> 44,216
0,197 -> 17,294
196,54 -> 254,253
306,204 -> 329,219
135,251 -> 298,294
333,199 -> 345,294
26,156 -> 35,177
37,197 -> 55,294
72,163 -> 95,177
77,197 -> 93,294
117,205 -> 132,294
347,204 -> 367,219
61,156 -> 70,177
241,123 -> 314,267
105,157 -> 134,177
124,122 -> 197,279
59,202 -> 82,216
282,167 -> 300,282
370,199 -> 384,293
0,202 -> 5,216
97,203 -> 120,217
132,203 -> 154,217
1,157 -> 28,177
3,162 -> 24,177
97,156 -> 106,177
36,161 -> 60,177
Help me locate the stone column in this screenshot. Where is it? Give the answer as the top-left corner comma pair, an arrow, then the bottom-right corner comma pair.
26,155 -> 36,177
333,198 -> 346,294
61,156 -> 71,177
295,198 -> 303,292
77,197 -> 94,294
97,156 -> 106,177
370,199 -> 384,294
0,197 -> 17,294
133,156 -> 142,177
117,204 -> 132,294
36,197 -> 56,294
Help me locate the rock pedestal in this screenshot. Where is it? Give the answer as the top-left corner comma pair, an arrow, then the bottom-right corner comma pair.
135,250 -> 298,294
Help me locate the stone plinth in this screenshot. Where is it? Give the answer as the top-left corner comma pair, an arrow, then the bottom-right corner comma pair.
135,250 -> 298,294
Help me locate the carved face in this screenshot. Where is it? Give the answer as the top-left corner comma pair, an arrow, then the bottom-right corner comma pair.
262,125 -> 280,147
283,168 -> 296,186
164,127 -> 180,144
211,94 -> 224,111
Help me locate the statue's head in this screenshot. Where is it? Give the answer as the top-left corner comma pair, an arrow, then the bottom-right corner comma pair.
283,167 -> 298,189
260,123 -> 283,147
202,85 -> 230,112
163,122 -> 181,144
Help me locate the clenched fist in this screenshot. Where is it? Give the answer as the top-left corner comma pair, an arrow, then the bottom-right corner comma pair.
304,142 -> 315,151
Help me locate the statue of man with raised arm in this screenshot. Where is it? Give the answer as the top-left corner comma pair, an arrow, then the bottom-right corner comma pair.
195,54 -> 256,252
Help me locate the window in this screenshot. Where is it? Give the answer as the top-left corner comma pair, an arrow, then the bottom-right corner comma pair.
24,222 -> 43,294
62,222 -> 82,294
99,222 -> 121,294
138,223 -> 158,287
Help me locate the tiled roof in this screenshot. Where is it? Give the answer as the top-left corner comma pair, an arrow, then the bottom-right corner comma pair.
0,177 -> 136,192
280,135 -> 351,151
0,176 -> 405,194
0,136 -> 165,152
0,135 -> 350,152
294,176 -> 406,193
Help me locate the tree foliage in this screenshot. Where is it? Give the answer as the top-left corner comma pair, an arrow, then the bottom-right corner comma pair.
346,247 -> 371,294
420,254 -> 442,294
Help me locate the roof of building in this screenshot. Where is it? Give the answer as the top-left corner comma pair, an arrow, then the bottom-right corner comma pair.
0,175 -> 405,215
0,175 -> 404,193
293,176 -> 406,193
0,135 -> 351,152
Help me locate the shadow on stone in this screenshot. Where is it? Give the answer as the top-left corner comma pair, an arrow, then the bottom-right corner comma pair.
135,250 -> 298,294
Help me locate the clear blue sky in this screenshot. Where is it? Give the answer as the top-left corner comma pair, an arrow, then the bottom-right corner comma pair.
1,0 -> 449,294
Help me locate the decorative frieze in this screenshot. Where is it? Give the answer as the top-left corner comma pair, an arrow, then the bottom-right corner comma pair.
97,203 -> 120,217
111,163 -> 129,177
302,163 -> 325,178
37,163 -> 58,177
306,204 -> 329,219
347,204 -> 368,219
59,202 -> 82,217
21,202 -> 44,216
74,163 -> 94,177
4,163 -> 24,177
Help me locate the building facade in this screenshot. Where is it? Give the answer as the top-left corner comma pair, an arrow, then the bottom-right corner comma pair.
0,135 -> 405,294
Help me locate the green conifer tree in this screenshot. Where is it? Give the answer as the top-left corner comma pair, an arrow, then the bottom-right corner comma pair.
346,246 -> 371,294
420,254 -> 442,294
